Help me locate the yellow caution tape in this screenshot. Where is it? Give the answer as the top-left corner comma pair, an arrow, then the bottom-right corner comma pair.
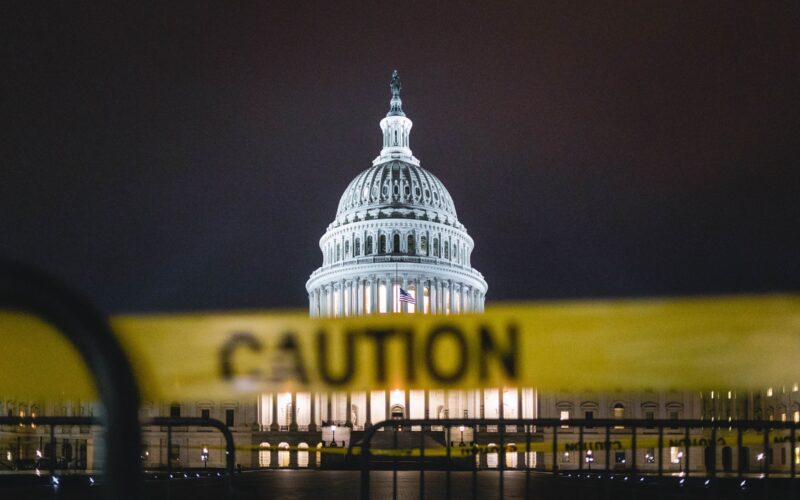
1,294 -> 798,400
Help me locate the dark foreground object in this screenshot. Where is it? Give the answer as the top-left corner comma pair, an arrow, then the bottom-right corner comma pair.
0,470 -> 792,500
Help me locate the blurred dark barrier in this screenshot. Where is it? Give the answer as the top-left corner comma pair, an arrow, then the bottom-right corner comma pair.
0,262 -> 142,499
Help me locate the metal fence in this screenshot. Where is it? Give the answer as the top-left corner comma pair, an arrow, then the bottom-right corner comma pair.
358,418 -> 800,499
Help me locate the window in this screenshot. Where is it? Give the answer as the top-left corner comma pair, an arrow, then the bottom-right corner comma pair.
615,452 -> 626,464
170,404 -> 180,418
366,236 -> 373,254
170,444 -> 181,462
201,409 -> 210,420
645,448 -> 656,463
560,410 -> 570,428
585,410 -> 594,428
421,235 -> 428,255
354,238 -> 360,256
444,243 -> 449,259
561,452 -> 571,463
433,239 -> 439,257
645,410 -> 655,429
379,235 -> 386,254
613,403 -> 625,419
345,240 -> 350,256
393,234 -> 400,253
226,409 -> 235,427
407,235 -> 415,255
670,446 -> 682,464
336,244 -> 340,261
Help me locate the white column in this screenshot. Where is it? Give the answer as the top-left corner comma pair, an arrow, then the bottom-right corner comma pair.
370,276 -> 377,315
338,280 -> 345,317
356,279 -> 363,316
414,277 -> 422,314
385,274 -> 393,313
430,279 -> 437,314
449,281 -> 456,315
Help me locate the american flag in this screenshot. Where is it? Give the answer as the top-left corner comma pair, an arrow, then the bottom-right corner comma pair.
398,288 -> 416,304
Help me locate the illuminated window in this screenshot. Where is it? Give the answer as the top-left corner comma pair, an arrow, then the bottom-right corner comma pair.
560,410 -> 569,429
561,451 -> 571,463
258,443 -> 271,467
793,410 -> 799,423
767,387 -> 773,397
645,448 -> 656,463
613,403 -> 625,419
670,447 -> 682,464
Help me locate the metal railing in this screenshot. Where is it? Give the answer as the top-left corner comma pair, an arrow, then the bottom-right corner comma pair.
358,418 -> 800,500
1,262 -> 142,499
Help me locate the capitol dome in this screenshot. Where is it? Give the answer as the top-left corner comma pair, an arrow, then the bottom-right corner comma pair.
307,71 -> 487,317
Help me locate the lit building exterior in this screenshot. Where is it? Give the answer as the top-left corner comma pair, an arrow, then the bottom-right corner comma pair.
4,72 -> 797,474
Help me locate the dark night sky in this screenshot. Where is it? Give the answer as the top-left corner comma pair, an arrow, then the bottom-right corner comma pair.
2,2 -> 798,313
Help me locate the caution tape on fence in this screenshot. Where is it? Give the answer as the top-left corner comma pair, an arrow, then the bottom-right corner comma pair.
0,294 -> 798,400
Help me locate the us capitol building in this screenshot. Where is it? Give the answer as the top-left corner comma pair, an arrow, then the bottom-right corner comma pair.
5,72 -> 791,473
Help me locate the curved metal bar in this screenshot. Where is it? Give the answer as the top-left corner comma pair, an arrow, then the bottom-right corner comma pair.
148,416 -> 236,490
0,262 -> 142,499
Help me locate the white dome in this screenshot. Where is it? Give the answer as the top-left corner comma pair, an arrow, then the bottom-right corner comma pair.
335,161 -> 458,226
307,71 -> 486,317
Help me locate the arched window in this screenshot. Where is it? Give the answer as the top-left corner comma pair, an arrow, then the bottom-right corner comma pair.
613,403 -> 625,419
421,235 -> 428,255
354,238 -> 361,256
297,442 -> 309,468
393,234 -> 400,253
336,244 -> 341,261
433,238 -> 440,257
258,443 -> 271,467
366,236 -> 373,255
407,235 -> 416,255
345,240 -> 350,257
454,244 -> 458,261
444,242 -> 449,259
278,442 -> 290,468
379,235 -> 387,254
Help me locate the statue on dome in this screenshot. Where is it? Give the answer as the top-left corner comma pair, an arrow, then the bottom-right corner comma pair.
390,70 -> 402,97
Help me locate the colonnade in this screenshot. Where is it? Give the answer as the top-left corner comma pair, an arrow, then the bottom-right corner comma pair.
258,388 -> 536,432
308,275 -> 485,317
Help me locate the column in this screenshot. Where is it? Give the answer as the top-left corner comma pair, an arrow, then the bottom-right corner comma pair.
338,280 -> 345,317
326,393 -> 333,424
370,276 -> 377,315
385,274 -> 393,314
365,391 -> 372,428
459,284 -> 466,313
385,390 -> 391,423
290,392 -> 298,431
430,279 -> 437,314
345,393 -> 352,427
438,280 -> 444,313
414,277 -> 422,314
356,279 -> 363,316
309,392 -> 316,432
479,388 -> 485,431
271,392 -> 279,431
449,281 -> 456,315
404,389 -> 410,419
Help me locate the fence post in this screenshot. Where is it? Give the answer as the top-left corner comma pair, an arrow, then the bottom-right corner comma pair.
0,262 -> 142,500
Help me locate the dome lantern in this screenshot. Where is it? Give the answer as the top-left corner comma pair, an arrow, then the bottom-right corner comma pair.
375,70 -> 420,167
